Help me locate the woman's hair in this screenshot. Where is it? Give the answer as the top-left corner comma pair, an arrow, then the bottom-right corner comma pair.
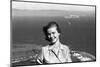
43,21 -> 61,41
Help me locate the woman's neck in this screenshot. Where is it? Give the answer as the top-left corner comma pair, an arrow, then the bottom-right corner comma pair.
53,39 -> 61,49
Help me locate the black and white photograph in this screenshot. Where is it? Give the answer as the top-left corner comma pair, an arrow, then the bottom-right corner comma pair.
11,0 -> 96,67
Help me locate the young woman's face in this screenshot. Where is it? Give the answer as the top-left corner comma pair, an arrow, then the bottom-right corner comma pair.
47,26 -> 60,44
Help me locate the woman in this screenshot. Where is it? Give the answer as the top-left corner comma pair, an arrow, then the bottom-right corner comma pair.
37,21 -> 72,64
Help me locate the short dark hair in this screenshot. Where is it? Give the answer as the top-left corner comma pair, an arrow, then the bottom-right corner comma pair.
43,21 -> 61,41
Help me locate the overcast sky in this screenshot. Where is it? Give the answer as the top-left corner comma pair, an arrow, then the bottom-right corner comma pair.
12,1 -> 95,12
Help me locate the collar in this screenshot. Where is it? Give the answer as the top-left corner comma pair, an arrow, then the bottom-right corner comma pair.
48,43 -> 64,51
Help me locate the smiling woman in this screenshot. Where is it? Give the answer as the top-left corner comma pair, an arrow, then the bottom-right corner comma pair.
37,21 -> 72,64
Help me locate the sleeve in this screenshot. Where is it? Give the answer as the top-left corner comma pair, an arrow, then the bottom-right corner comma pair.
66,46 -> 72,62
37,47 -> 44,64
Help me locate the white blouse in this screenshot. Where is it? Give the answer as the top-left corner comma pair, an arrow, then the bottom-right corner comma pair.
37,44 -> 72,64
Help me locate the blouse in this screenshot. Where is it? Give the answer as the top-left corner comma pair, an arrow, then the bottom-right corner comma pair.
37,44 -> 72,64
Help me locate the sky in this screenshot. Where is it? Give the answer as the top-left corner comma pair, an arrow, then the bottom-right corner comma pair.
12,1 -> 95,12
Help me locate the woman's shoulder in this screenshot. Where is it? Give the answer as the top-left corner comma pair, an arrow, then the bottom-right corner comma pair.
61,44 -> 70,50
41,45 -> 49,51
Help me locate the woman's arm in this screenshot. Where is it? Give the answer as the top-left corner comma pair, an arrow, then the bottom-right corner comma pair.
37,48 -> 44,64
